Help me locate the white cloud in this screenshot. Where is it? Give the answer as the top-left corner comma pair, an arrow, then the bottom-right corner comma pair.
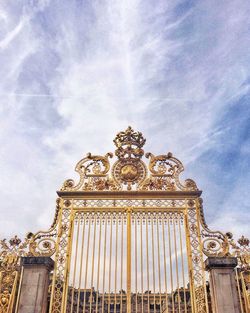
0,0 -> 249,242
0,17 -> 26,49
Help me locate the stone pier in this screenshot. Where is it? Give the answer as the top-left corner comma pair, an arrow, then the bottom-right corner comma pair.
16,257 -> 54,313
205,257 -> 240,313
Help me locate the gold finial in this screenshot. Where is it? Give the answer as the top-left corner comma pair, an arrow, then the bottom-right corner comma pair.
113,126 -> 146,160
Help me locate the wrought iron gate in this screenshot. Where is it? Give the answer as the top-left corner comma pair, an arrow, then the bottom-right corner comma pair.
47,126 -> 211,313
0,127 -> 249,313
60,207 -> 195,313
49,199 -> 209,313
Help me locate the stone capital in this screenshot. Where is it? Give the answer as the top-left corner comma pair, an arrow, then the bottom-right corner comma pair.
21,256 -> 54,271
205,256 -> 238,270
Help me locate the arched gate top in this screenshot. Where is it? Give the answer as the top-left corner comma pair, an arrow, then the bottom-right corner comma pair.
61,126 -> 198,193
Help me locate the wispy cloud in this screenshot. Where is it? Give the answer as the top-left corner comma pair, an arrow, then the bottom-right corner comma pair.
0,0 -> 249,240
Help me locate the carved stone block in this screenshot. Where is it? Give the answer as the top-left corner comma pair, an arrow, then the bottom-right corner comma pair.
205,257 -> 240,313
16,257 -> 54,313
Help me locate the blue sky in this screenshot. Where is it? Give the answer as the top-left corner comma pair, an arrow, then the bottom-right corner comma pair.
0,0 -> 249,239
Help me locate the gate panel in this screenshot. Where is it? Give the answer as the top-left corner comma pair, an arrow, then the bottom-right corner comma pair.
130,211 -> 190,313
66,211 -> 128,313
61,208 -> 194,313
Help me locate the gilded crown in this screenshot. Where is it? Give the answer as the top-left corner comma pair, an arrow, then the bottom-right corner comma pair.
113,126 -> 146,160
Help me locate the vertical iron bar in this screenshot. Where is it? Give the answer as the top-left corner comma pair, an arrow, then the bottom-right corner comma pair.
101,214 -> 108,313
77,213 -> 86,313
127,209 -> 132,313
240,271 -> 249,312
178,215 -> 187,313
157,214 -> 162,313
168,215 -> 174,313
114,213 -> 118,313
135,213 -> 138,313
146,214 -> 150,313
173,214 -> 181,313
95,213 -> 103,313
162,214 -> 169,313
140,214 -> 144,313
14,267 -> 24,313
235,269 -> 244,313
83,214 -> 91,313
151,214 -> 156,313
70,216 -> 81,313
120,213 -> 124,313
89,214 -> 97,313
108,213 -> 113,313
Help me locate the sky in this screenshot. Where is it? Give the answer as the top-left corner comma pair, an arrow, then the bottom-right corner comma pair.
0,0 -> 249,241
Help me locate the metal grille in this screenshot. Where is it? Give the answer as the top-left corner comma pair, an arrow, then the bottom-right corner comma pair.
63,209 -> 192,313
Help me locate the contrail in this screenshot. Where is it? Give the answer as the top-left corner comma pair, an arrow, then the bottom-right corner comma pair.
0,93 -> 190,101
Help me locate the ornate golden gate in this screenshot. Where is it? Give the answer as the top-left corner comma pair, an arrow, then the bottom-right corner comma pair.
0,127 -> 249,313
46,126 -> 212,313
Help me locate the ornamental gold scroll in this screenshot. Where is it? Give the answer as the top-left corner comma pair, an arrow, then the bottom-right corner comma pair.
0,236 -> 28,313
61,126 -> 198,192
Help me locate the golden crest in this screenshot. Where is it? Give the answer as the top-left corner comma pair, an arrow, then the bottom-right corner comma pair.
60,126 -> 199,191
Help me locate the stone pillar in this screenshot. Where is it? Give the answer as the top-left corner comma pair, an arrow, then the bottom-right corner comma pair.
16,257 -> 54,313
205,257 -> 240,313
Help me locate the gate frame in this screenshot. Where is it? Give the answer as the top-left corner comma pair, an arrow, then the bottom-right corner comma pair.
48,189 -> 209,313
